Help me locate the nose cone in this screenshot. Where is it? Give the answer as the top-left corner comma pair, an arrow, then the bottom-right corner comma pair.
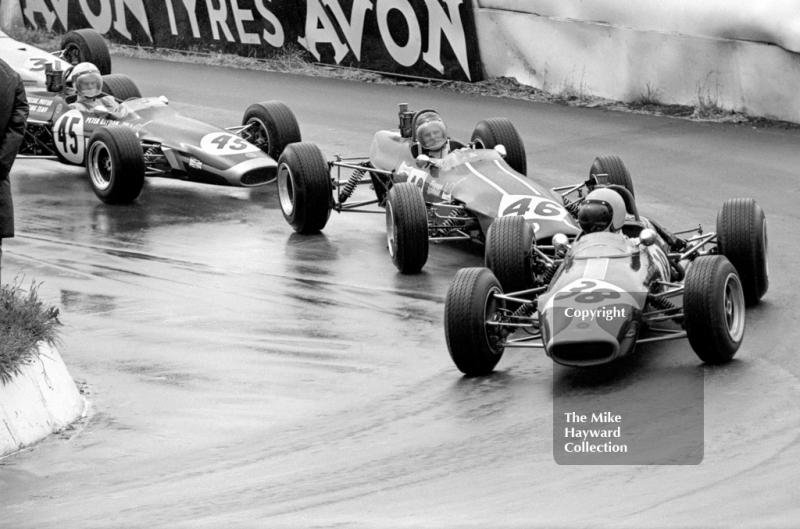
541,301 -> 640,367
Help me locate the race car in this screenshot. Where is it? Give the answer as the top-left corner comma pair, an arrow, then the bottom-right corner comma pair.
17,67 -> 301,204
443,159 -> 769,375
2,27 -> 112,85
275,103 -> 581,273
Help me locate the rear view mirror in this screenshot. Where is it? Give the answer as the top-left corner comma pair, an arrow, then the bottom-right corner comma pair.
494,144 -> 507,157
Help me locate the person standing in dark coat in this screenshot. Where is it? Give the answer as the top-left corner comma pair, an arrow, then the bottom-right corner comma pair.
0,57 -> 30,281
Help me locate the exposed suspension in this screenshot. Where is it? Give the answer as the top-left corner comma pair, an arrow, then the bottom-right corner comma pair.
647,295 -> 683,323
432,208 -> 468,236
563,195 -> 581,217
339,167 -> 366,203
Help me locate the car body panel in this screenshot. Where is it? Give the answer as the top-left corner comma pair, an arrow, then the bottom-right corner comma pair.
537,231 -> 666,366
0,30 -> 69,87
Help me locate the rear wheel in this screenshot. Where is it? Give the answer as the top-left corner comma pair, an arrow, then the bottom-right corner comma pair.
716,198 -> 768,305
684,256 -> 745,364
242,101 -> 301,159
386,182 -> 429,274
101,74 -> 141,101
61,29 -> 111,74
485,216 -> 536,293
277,142 -> 332,234
591,155 -> 634,196
86,126 -> 144,204
445,267 -> 507,375
470,118 -> 527,176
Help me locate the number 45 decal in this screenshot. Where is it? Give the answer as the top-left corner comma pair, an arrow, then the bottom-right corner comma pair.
200,133 -> 260,155
498,195 -> 567,222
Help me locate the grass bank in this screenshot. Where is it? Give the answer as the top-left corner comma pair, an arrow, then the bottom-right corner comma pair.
0,280 -> 61,384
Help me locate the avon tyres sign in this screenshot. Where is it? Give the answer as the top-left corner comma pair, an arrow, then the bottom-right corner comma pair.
19,0 -> 482,82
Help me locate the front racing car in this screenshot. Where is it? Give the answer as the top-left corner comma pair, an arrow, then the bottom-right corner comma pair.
443,159 -> 769,376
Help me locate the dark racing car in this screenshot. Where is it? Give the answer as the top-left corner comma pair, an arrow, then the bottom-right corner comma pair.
18,62 -> 300,204
444,160 -> 769,375
274,103 -> 581,273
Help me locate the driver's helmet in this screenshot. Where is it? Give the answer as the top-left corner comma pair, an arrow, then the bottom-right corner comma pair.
68,62 -> 103,99
415,111 -> 448,151
577,188 -> 626,234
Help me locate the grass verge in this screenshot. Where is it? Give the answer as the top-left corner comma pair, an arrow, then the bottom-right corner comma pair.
0,279 -> 62,384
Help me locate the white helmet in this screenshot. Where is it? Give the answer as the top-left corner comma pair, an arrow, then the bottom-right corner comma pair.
68,62 -> 103,99
415,111 -> 448,151
578,188 -> 626,233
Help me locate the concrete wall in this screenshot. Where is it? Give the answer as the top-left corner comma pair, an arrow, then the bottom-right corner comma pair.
474,1 -> 800,122
1,342 -> 85,458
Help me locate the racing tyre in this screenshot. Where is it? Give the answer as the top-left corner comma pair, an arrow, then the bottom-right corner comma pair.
86,126 -> 145,204
101,74 -> 141,101
485,216 -> 536,293
242,101 -> 301,159
470,118 -> 527,176
716,198 -> 768,305
445,267 -> 506,375
684,255 -> 745,364
591,155 -> 634,197
277,142 -> 332,234
386,182 -> 428,274
60,29 -> 111,74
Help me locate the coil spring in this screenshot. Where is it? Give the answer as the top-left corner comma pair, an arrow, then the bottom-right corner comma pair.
143,144 -> 160,162
434,209 -> 467,236
511,303 -> 536,319
563,196 -> 581,216
339,167 -> 366,203
540,263 -> 558,286
648,295 -> 682,322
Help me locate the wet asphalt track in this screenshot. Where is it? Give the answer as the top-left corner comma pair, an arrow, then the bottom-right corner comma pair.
1,56 -> 800,527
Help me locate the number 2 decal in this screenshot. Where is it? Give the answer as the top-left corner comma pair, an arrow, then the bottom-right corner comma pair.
499,195 -> 567,222
554,280 -> 620,303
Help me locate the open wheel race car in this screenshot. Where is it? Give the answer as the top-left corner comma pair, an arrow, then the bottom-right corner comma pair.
275,103 -> 582,273
2,27 -> 112,85
443,158 -> 769,376
17,66 -> 301,204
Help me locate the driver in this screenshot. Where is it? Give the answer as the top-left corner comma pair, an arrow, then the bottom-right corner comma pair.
67,63 -> 123,114
577,188 -> 626,234
415,111 -> 450,158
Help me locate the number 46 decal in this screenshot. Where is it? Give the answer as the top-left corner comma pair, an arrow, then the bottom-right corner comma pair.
498,195 -> 567,222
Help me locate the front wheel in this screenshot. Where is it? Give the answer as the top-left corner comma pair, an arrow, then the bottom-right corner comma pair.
242,101 -> 301,159
277,142 -> 332,234
386,182 -> 429,274
60,29 -> 111,74
716,198 -> 768,305
86,126 -> 145,204
684,255 -> 746,364
470,118 -> 527,176
485,216 -> 536,293
445,267 -> 507,375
